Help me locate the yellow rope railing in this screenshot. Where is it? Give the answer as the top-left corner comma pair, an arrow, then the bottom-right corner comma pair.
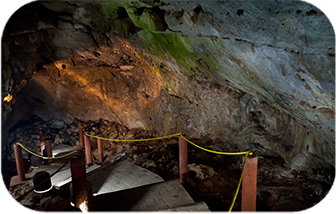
83,129 -> 182,142
81,125 -> 252,155
179,134 -> 253,156
229,152 -> 249,212
16,142 -> 78,160
19,140 -> 48,152
80,126 -> 253,212
179,134 -> 251,212
19,125 -> 253,212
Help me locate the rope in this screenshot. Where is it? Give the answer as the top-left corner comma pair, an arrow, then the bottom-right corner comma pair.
228,152 -> 249,212
22,142 -> 46,152
180,134 -> 253,156
87,132 -> 182,142
16,125 -> 254,211
81,125 -> 182,142
81,125 -> 253,156
21,144 -> 41,152
15,155 -> 74,202
16,142 -> 78,160
80,125 -> 253,211
178,135 -> 252,212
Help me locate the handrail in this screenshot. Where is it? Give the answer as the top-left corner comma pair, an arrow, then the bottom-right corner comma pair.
19,125 -> 254,212
80,125 -> 253,212
16,142 -> 78,160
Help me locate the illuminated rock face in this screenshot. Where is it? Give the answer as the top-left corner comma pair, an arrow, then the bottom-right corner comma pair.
1,0 -> 334,171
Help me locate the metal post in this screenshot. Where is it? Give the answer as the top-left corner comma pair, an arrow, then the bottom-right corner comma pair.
84,135 -> 93,165
39,131 -> 45,155
97,138 -> 103,164
179,136 -> 188,183
45,140 -> 53,165
13,144 -> 25,181
78,124 -> 84,147
242,155 -> 258,212
70,151 -> 89,211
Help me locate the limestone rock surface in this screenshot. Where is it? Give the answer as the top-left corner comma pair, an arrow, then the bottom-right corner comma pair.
1,0 -> 334,182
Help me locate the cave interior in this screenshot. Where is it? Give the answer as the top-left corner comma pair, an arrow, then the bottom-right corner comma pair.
1,0 -> 335,212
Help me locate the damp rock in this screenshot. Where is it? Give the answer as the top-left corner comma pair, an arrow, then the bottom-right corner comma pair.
54,134 -> 64,144
271,200 -> 306,211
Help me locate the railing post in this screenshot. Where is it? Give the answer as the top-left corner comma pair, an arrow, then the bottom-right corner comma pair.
179,136 -> 188,183
242,154 -> 258,211
84,135 -> 93,165
70,151 -> 89,211
97,138 -> 103,164
45,140 -> 53,165
78,124 -> 84,147
39,131 -> 45,155
13,144 -> 25,181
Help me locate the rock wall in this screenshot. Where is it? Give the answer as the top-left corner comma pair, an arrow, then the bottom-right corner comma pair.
1,0 -> 334,173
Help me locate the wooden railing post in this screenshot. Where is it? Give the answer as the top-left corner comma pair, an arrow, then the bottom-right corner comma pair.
78,124 -> 84,147
13,144 -> 25,181
84,135 -> 93,165
179,136 -> 188,183
70,151 -> 89,211
97,138 -> 103,164
45,140 -> 53,165
242,154 -> 258,211
39,131 -> 45,155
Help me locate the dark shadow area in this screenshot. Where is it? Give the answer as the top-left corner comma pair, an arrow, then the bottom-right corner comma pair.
2,78 -> 64,188
90,184 -> 151,211
1,159 -> 15,188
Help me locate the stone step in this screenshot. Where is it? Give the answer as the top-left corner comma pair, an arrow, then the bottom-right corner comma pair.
90,179 -> 198,211
86,159 -> 164,195
9,156 -> 210,211
9,161 -> 100,187
159,201 -> 211,212
10,159 -> 164,194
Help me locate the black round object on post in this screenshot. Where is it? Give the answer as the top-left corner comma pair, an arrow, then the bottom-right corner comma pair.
32,171 -> 52,193
30,155 -> 43,168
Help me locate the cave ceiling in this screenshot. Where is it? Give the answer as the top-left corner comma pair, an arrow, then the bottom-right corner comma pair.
1,0 -> 335,171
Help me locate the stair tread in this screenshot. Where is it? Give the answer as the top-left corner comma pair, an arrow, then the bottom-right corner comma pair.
159,201 -> 211,212
86,159 -> 164,195
91,179 -> 201,211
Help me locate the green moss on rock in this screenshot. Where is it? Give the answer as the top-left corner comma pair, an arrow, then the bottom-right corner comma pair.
138,31 -> 196,70
138,30 -> 224,83
101,1 -> 122,20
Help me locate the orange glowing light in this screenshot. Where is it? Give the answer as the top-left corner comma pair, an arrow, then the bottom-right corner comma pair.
3,94 -> 12,102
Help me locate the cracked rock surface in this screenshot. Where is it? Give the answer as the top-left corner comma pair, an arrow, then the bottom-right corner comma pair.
1,0 -> 335,211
